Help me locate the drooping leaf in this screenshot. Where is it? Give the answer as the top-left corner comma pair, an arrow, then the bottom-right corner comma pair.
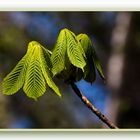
69,31 -> 86,58
77,34 -> 91,53
92,49 -> 105,80
81,34 -> 105,80
41,45 -> 52,69
51,28 -> 86,81
78,34 -> 105,80
66,29 -> 86,71
39,45 -> 61,97
84,54 -> 96,83
23,42 -> 46,100
75,68 -> 83,82
2,54 -> 29,95
2,41 -> 36,95
2,41 -> 62,100
51,29 -> 67,76
77,34 -> 96,83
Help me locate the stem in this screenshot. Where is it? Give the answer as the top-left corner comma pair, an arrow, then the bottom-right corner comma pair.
70,82 -> 118,129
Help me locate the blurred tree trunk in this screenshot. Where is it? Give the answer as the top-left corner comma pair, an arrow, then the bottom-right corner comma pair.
105,12 -> 132,128
116,13 -> 140,128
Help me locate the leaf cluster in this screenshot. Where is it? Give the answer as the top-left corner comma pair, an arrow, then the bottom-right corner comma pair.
2,41 -> 61,100
2,28 -> 105,100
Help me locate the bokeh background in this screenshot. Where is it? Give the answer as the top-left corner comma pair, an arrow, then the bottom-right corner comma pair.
0,12 -> 139,128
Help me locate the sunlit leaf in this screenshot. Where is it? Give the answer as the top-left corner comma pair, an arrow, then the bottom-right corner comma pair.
51,29 -> 67,76
23,42 -> 46,100
66,29 -> 86,71
2,54 -> 29,95
51,28 -> 86,78
39,45 -> 61,97
77,33 -> 105,82
2,41 -> 62,100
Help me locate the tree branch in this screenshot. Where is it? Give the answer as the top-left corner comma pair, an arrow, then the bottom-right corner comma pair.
70,82 -> 118,129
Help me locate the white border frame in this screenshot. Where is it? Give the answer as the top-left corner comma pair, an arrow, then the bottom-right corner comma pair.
0,0 -> 140,11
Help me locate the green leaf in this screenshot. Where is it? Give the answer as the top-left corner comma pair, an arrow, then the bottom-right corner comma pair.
77,34 -> 96,83
2,41 -> 37,96
23,42 -> 46,100
51,28 -> 86,79
51,29 -> 67,76
2,41 -> 62,100
39,45 -> 61,97
77,34 -> 105,80
77,34 -> 92,53
92,49 -> 105,80
84,54 -> 96,83
66,29 -> 86,71
41,45 -> 52,69
57,55 -> 76,83
69,31 -> 86,58
2,54 -> 29,95
75,68 -> 83,81
77,33 -> 105,81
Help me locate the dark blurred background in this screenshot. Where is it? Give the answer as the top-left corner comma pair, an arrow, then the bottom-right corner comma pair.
0,12 -> 139,129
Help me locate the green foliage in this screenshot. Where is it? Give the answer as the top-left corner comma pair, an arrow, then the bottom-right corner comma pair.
52,31 -> 105,83
2,41 -> 61,100
23,43 -> 46,100
51,29 -> 67,76
51,28 -> 86,76
2,54 -> 29,95
39,47 -> 61,97
2,28 -> 105,100
92,49 -> 105,80
66,30 -> 86,71
77,33 -> 105,82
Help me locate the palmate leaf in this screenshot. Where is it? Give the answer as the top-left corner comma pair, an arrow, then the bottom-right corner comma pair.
2,41 -> 61,100
51,28 -> 86,77
77,33 -> 105,82
77,34 -> 96,83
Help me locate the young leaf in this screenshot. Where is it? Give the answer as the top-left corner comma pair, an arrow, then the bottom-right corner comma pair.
41,45 -> 52,69
51,29 -> 67,76
92,49 -> 105,80
77,34 -> 105,80
2,41 -> 37,96
66,29 -> 86,71
39,45 -> 61,97
77,34 -> 92,53
2,54 -> 29,95
84,54 -> 96,83
23,43 -> 46,100
69,31 -> 86,58
2,41 -> 62,100
77,34 -> 99,83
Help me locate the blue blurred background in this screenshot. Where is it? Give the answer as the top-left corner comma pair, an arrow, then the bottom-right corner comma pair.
0,12 -> 140,128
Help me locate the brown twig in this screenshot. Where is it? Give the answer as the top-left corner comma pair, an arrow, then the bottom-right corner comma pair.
70,82 -> 118,129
